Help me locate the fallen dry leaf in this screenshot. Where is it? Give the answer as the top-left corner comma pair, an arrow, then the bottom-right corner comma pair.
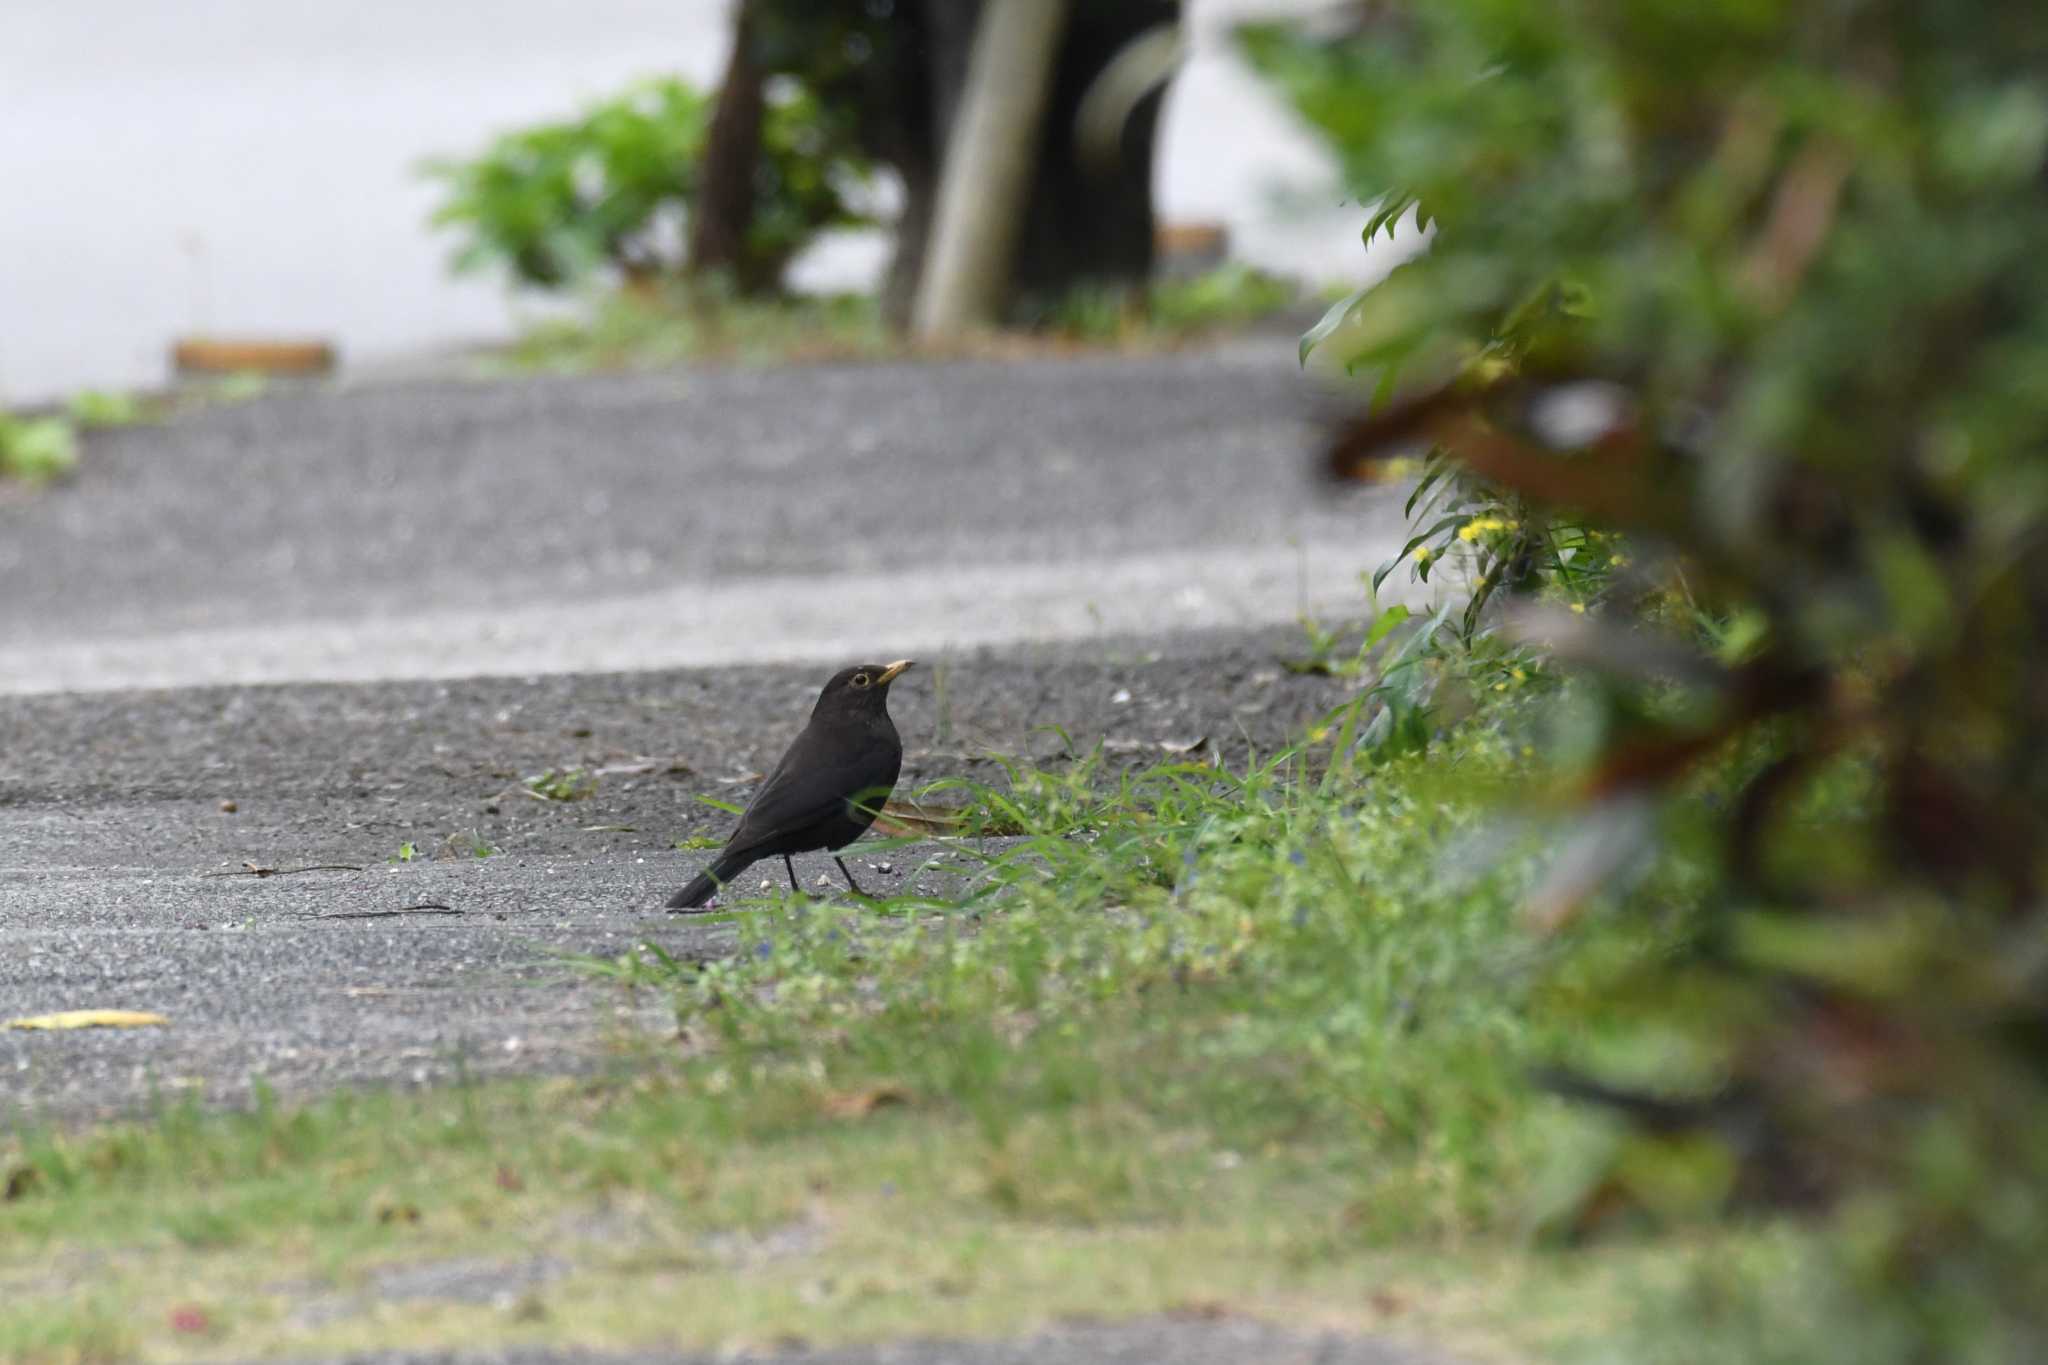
7,1009 -> 168,1031
871,799 -> 1026,838
821,1084 -> 913,1119
870,800 -> 967,837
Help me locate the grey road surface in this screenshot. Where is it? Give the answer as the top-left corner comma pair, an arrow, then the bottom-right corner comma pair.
1,343 -> 1398,694
1,345 -> 1404,1120
2,632 -> 1359,1121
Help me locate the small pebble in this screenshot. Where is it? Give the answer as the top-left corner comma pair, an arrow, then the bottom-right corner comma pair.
218,799 -> 238,813
875,861 -> 893,875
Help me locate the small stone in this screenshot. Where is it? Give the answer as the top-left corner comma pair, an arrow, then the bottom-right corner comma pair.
875,861 -> 894,875
1111,688 -> 1133,704
218,799 -> 238,814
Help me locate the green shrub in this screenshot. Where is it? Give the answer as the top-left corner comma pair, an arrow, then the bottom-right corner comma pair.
423,76 -> 869,294
1249,4 -> 2048,1358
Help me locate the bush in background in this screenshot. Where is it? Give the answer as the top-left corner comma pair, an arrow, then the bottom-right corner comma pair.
423,76 -> 870,295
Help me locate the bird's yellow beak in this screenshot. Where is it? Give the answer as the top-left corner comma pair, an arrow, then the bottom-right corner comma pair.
877,659 -> 915,685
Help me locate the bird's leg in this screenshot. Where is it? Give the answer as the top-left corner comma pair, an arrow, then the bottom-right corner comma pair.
782,854 -> 800,894
834,856 -> 869,898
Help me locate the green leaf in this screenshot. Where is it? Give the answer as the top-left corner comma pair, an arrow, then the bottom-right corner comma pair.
0,415 -> 80,483
1299,286 -> 1368,366
1362,604 -> 1413,652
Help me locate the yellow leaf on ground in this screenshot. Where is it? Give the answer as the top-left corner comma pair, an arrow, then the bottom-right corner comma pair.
6,1009 -> 169,1031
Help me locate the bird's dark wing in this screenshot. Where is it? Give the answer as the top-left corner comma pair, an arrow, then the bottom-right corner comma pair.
724,723 -> 897,855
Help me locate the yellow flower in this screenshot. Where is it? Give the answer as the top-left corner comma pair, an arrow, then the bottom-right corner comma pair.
1457,515 -> 1521,541
1569,601 -> 1587,614
1413,546 -> 1434,563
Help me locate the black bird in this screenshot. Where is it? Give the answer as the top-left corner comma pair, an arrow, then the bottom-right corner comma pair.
667,660 -> 914,910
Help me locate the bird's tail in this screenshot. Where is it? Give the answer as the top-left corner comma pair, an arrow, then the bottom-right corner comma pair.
666,849 -> 756,911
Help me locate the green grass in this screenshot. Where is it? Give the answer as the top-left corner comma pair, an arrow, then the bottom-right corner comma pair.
0,1070 -> 1824,1363
493,289 -> 892,375
0,689 -> 1880,1362
2,382 -> 253,491
1039,262 -> 1301,342
582,724 -> 1564,1239
523,767 -> 599,803
492,265 -> 1303,375
0,1066 -> 1840,1364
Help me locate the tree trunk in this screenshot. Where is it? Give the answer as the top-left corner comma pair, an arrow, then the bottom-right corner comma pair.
751,0 -> 1177,327
1009,2 -> 1172,316
897,0 -> 1174,327
686,0 -> 767,288
912,0 -> 1071,336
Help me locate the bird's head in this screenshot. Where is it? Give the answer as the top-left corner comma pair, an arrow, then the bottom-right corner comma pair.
813,659 -> 914,718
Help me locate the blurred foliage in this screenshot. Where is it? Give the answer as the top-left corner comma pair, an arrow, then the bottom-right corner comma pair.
1248,2 -> 2048,1359
423,76 -> 870,295
490,266 -> 1294,375
64,389 -> 153,430
491,286 -> 889,375
1041,262 -> 1299,341
0,412 -> 79,484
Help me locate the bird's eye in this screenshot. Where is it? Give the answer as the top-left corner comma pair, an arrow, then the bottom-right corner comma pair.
851,672 -> 870,688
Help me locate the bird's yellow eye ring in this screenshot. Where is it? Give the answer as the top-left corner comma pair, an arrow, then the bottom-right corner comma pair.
851,672 -> 870,688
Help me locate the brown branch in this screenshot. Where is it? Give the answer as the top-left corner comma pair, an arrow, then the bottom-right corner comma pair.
686,0 -> 767,282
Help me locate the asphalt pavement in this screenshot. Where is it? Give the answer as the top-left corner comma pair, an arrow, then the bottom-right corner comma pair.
0,340 -> 1395,693
0,340 -> 1409,1120
1,631 -> 1359,1120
